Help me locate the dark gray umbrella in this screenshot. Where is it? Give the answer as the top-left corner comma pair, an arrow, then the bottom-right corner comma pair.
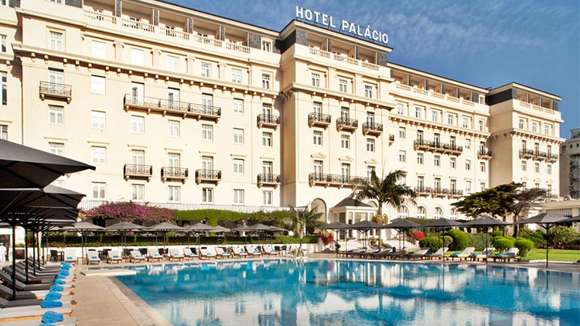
462,215 -> 510,258
105,222 -> 144,250
0,185 -> 85,216
186,222 -> 214,233
266,225 -> 288,233
350,220 -> 384,248
568,215 -> 580,222
210,225 -> 231,233
0,139 -> 94,188
426,218 -> 462,253
70,221 -> 104,264
148,222 -> 184,248
384,218 -> 420,250
516,213 -> 570,268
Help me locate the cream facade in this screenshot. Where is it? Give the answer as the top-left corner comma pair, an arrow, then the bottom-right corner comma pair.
0,0 -> 564,221
560,128 -> 580,199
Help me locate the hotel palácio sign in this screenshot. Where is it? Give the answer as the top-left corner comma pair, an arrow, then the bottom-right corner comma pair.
295,6 -> 389,46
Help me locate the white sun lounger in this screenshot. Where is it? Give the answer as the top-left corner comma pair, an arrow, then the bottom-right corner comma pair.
108,248 -> 123,264
448,247 -> 476,261
86,250 -> 101,265
215,247 -> 231,258
232,246 -> 247,257
146,248 -> 163,261
183,248 -> 197,259
129,250 -> 146,263
245,246 -> 261,257
63,249 -> 76,264
199,247 -> 217,260
169,248 -> 185,261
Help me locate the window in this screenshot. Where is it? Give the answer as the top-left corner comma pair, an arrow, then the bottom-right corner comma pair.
161,120 -> 179,138
341,134 -> 350,149
417,206 -> 426,219
465,159 -> 471,171
233,159 -> 245,174
519,119 -> 525,129
398,206 -> 409,219
478,120 -> 485,131
261,39 -> 272,52
313,160 -> 323,176
0,124 -> 7,140
434,207 -> 443,219
434,155 -> 440,167
130,82 -> 144,102
434,133 -> 441,145
313,130 -> 323,146
91,182 -> 106,199
339,79 -> 348,93
90,111 -> 105,130
90,146 -> 107,164
417,130 -> 424,142
415,106 -> 423,119
130,115 -> 145,134
233,189 -> 245,204
534,162 -> 540,173
0,71 -> 6,105
447,113 -> 455,125
341,163 -> 351,181
48,105 -> 64,124
165,55 -> 179,72
396,102 -> 406,115
366,112 -> 375,124
91,40 -> 106,58
465,139 -> 471,150
130,47 -> 145,65
367,138 -> 375,152
431,109 -> 439,122
131,184 -> 145,201
201,61 -> 211,77
434,178 -> 442,191
231,68 -> 243,84
450,179 -> 457,192
479,162 -> 485,172
233,128 -> 245,144
450,208 -> 458,220
417,152 -> 424,165
0,34 -> 6,53
48,30 -> 64,51
399,150 -> 406,162
313,101 -> 323,116
311,72 -> 321,87
462,117 -> 470,129
547,164 -> 552,174
202,188 -> 214,203
262,190 -> 273,205
168,186 -> 181,202
90,75 -> 105,95
465,180 -> 472,194
233,99 -> 244,113
366,166 -> 376,179
364,84 -> 373,98
450,157 -> 457,169
521,160 -> 527,171
130,150 -> 145,165
202,124 -> 214,142
261,73 -> 271,89
49,142 -> 64,155
399,126 -> 406,139
450,135 -> 456,148
262,132 -> 273,147
417,176 -> 425,189
480,182 -> 486,191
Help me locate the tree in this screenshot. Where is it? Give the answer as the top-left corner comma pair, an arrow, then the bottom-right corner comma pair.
452,182 -> 547,235
354,170 -> 416,216
290,207 -> 323,238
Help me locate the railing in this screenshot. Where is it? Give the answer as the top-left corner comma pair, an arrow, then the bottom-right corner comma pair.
161,167 -> 188,181
257,114 -> 280,128
413,139 -> 463,155
308,173 -> 365,188
519,149 -> 534,158
414,186 -> 432,195
448,189 -> 464,197
85,10 -> 255,55
393,82 -> 483,108
308,113 -> 332,128
257,174 -> 280,187
478,149 -> 493,159
516,100 -> 557,114
39,81 -> 72,103
432,187 -> 448,197
336,117 -> 358,131
124,95 -> 221,121
123,164 -> 152,179
362,122 -> 383,136
547,153 -> 558,162
308,47 -> 380,70
195,169 -> 221,184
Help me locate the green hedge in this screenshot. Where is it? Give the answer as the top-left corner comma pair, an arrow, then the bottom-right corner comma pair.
514,238 -> 534,256
175,209 -> 293,227
493,236 -> 515,250
446,229 -> 472,251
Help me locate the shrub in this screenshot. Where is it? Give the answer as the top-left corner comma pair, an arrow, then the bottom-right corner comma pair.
549,227 -> 580,248
469,233 -> 494,250
446,229 -> 472,251
519,228 -> 545,247
514,238 -> 534,257
419,236 -> 443,251
175,209 -> 293,228
493,236 -> 515,251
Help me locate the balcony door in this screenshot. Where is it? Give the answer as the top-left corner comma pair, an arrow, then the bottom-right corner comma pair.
131,150 -> 145,165
313,102 -> 322,118
341,163 -> 351,183
48,69 -> 64,92
202,156 -> 214,173
366,112 -> 375,125
313,160 -> 323,179
262,103 -> 273,118
434,133 -> 441,146
131,82 -> 144,103
202,94 -> 213,113
341,107 -> 350,121
167,88 -> 180,109
168,153 -> 181,168
262,161 -> 273,176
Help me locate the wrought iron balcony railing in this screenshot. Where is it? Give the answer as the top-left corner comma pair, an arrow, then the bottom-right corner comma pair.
336,117 -> 358,132
124,95 -> 221,121
414,139 -> 463,155
195,169 -> 222,184
257,173 -> 280,187
161,167 -> 188,182
362,122 -> 383,136
39,81 -> 72,103
257,114 -> 280,128
123,164 -> 153,180
308,113 -> 332,128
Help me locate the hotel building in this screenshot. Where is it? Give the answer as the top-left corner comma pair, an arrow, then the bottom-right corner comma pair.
0,0 -> 564,224
560,128 -> 580,199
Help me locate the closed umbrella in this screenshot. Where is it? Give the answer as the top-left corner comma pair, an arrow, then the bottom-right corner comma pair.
384,218 -> 420,251
516,213 -> 570,268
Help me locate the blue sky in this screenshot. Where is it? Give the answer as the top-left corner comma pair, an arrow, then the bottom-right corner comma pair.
167,0 -> 579,137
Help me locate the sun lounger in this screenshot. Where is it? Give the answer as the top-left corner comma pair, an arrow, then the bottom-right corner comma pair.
146,248 -> 163,261
0,303 -> 73,321
406,248 -> 430,260
245,246 -> 261,257
199,247 -> 217,260
86,250 -> 101,265
426,247 -> 448,260
3,267 -> 53,285
3,316 -> 77,326
129,250 -> 146,263
168,248 -> 185,261
183,248 -> 197,259
215,247 -> 231,259
0,271 -> 51,292
492,247 -> 520,262
62,249 -> 76,264
472,247 -> 495,261
0,283 -> 47,300
232,246 -> 247,258
447,247 -> 476,261
107,248 -> 123,264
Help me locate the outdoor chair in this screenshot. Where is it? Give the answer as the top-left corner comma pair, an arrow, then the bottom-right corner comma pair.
108,248 -> 123,264
491,247 -> 520,262
472,247 -> 495,261
232,246 -> 247,258
183,248 -> 197,259
129,250 -> 146,263
146,248 -> 163,261
86,250 -> 101,265
426,247 -> 448,260
215,247 -> 231,259
63,248 -> 77,264
245,246 -> 261,257
168,247 -> 185,261
447,247 -> 476,261
199,247 -> 217,260
407,248 -> 430,260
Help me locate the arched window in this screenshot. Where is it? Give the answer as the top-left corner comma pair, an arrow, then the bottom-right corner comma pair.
434,207 -> 443,219
398,205 -> 409,219
417,206 -> 426,219
450,208 -> 457,220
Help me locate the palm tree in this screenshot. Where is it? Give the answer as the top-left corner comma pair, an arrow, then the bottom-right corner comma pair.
290,207 -> 323,238
355,170 -> 416,216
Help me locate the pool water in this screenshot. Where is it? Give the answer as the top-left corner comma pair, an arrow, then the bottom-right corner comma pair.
117,259 -> 580,326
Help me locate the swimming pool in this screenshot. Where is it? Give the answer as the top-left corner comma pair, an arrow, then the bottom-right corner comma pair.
117,259 -> 580,326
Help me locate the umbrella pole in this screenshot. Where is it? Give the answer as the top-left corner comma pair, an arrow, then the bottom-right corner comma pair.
24,228 -> 29,283
545,224 -> 550,269
11,224 -> 17,300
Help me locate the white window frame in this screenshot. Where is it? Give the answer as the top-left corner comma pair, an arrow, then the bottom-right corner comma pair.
90,110 -> 106,129
130,115 -> 145,134
90,75 -> 106,95
48,105 -> 64,125
202,124 -> 214,142
91,182 -> 106,200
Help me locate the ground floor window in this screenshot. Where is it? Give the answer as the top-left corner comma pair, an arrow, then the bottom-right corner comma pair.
262,190 -> 273,205
202,187 -> 214,203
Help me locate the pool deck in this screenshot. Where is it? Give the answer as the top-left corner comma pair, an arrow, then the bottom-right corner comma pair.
70,255 -> 580,326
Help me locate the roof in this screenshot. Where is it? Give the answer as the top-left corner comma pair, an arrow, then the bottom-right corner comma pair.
333,196 -> 372,208
489,82 -> 561,100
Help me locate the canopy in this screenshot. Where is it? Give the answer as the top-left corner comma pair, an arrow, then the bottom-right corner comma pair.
384,218 -> 420,229
210,225 -> 231,233
568,215 -> 580,222
515,212 -> 570,225
425,218 -> 462,228
147,222 -> 184,232
462,215 -> 510,227
0,139 -> 94,188
105,221 -> 145,231
186,222 -> 214,232
244,223 -> 273,232
0,185 -> 85,217
266,225 -> 288,233
70,221 -> 104,232
321,222 -> 349,230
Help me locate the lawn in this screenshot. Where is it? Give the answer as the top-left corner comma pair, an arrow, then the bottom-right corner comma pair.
524,248 -> 580,262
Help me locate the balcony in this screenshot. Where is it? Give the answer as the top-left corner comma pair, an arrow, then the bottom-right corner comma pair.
39,81 -> 72,103
413,140 -> 463,156
519,149 -> 534,159
308,113 -> 332,128
308,47 -> 380,71
161,167 -> 188,182
448,189 -> 464,198
308,173 -> 364,188
478,149 -> 493,160
414,186 -> 432,196
432,188 -> 448,198
124,95 -> 221,121
336,118 -> 358,132
195,169 -> 221,184
362,122 -> 383,136
547,153 -> 558,162
257,174 -> 280,187
123,164 -> 152,180
257,114 -> 280,129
